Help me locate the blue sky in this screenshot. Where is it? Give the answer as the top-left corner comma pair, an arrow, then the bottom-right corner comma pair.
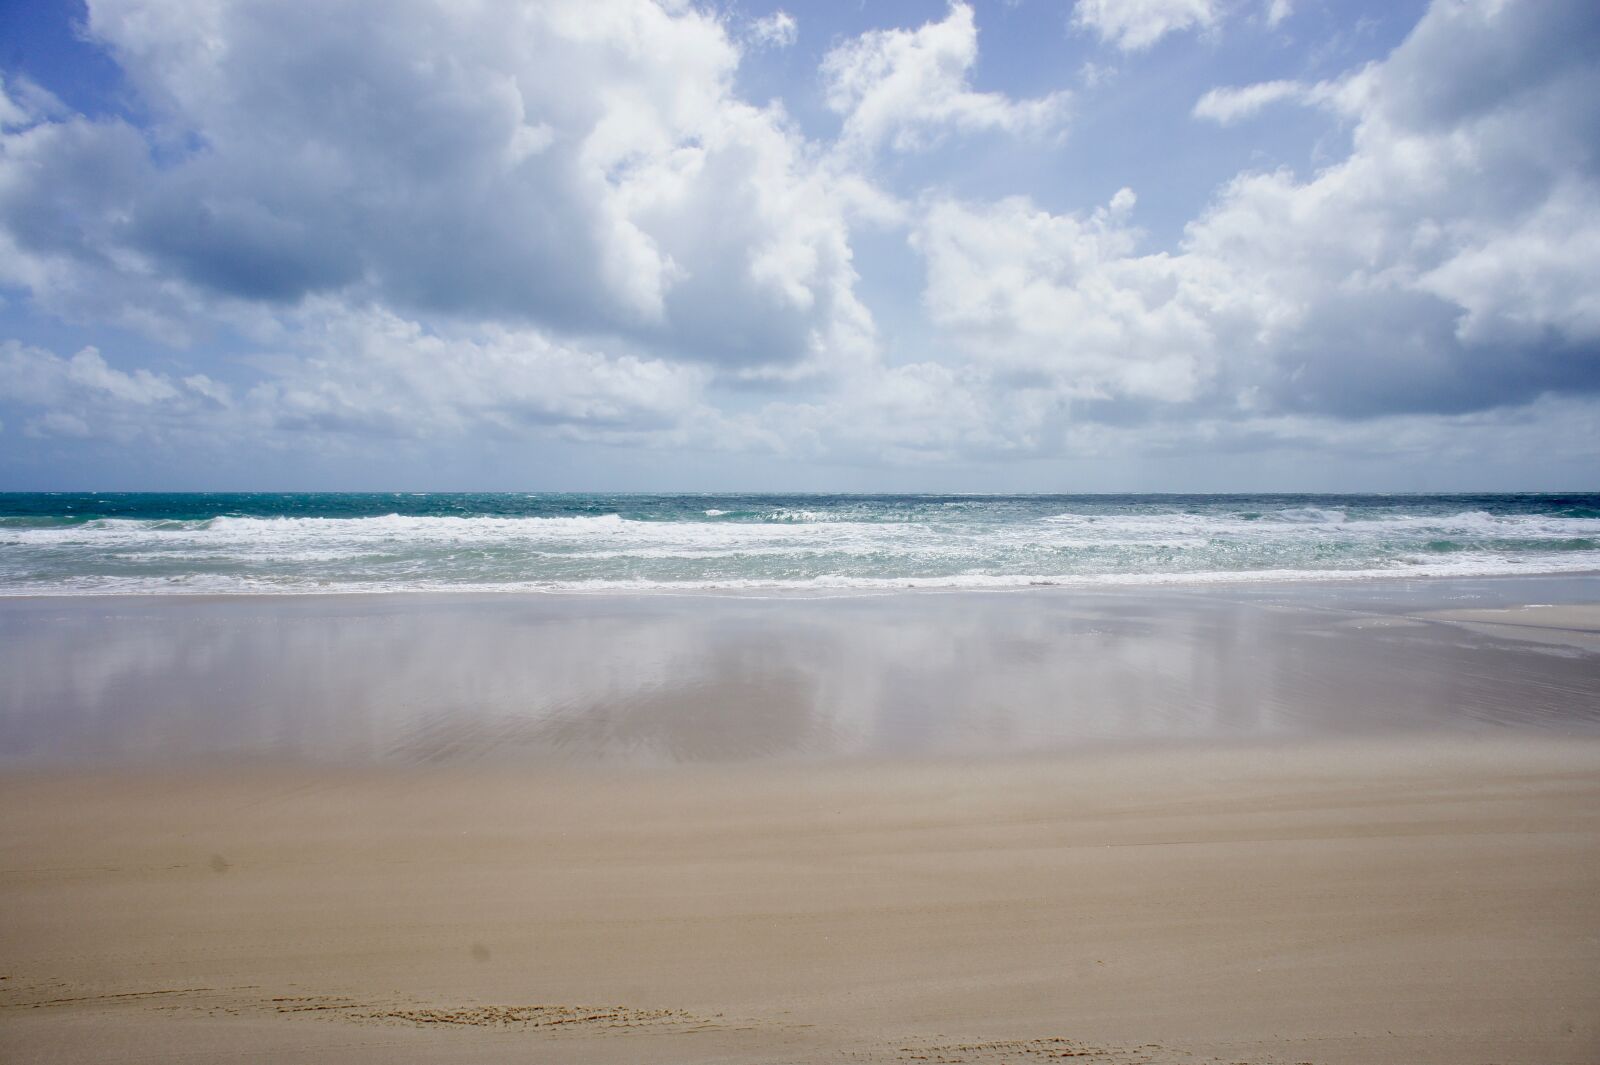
0,0 -> 1596,490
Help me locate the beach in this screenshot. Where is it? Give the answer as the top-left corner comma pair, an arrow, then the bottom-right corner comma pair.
6,0 -> 1600,1052
2,577 -> 1598,1063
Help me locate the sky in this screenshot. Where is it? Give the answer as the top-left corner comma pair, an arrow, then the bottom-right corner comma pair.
0,0 -> 1596,492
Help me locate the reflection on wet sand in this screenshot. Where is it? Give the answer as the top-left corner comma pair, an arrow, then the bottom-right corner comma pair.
1,576 -> 1598,767
402,661 -> 825,764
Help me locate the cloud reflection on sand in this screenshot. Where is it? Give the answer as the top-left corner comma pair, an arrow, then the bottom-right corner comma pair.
1,578 -> 1598,768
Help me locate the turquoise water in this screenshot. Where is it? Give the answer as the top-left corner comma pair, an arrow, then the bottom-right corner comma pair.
1,493 -> 1597,594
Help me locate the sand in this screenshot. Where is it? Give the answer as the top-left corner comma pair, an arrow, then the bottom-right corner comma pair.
7,581 -> 1600,766
4,583 -> 1598,1062
4,736 -> 1599,1064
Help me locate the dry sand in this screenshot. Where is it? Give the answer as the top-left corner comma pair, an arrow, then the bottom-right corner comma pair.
3,736 -> 1598,1064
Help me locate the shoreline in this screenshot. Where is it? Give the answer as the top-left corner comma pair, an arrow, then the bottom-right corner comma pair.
4,565 -> 1600,600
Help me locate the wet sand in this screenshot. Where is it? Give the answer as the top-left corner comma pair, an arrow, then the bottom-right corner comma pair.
2,579 -> 1599,1063
4,576 -> 1599,767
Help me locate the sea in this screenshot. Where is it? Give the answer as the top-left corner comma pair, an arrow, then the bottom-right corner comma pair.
1,492 -> 1597,596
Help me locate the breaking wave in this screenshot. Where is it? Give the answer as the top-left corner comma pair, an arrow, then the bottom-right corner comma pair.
2,493 -> 1597,595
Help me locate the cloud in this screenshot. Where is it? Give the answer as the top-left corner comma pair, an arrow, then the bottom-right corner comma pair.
0,73 -> 69,130
1192,0 -> 1600,415
3,0 -> 1599,479
1192,79 -> 1310,124
748,10 -> 797,49
913,188 -> 1226,405
1071,0 -> 1219,52
821,3 -> 1069,156
1191,72 -> 1367,125
0,340 -> 227,442
912,0 -> 1600,431
0,308 -> 720,448
0,76 -> 32,129
0,0 -> 873,371
245,306 -> 719,443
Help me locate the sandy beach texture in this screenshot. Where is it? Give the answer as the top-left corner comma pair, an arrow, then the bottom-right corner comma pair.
3,737 -> 1599,1064
2,583 -> 1599,1063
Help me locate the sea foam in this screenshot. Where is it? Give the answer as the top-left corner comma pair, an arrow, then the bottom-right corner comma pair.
1,493 -> 1597,595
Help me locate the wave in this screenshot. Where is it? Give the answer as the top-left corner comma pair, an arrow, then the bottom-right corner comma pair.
1039,509 -> 1595,538
1270,506 -> 1348,523
3,551 -> 1597,597
1,512 -> 637,542
4,499 -> 1598,596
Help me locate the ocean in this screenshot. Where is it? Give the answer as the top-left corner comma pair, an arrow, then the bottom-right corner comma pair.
1,492 -> 1597,596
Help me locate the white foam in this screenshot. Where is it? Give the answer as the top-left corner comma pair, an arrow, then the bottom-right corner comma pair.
3,550 -> 1598,597
1271,506 -> 1348,523
3,506 -> 1597,596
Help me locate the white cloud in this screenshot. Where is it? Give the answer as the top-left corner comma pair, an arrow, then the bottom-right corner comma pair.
1077,61 -> 1116,90
65,347 -> 181,405
1193,79 -> 1308,124
0,308 -> 722,449
748,10 -> 797,49
759,361 -> 1030,463
0,0 -> 874,373
3,0 -> 1599,478
237,310 -> 711,446
0,76 -> 30,129
1192,72 -> 1367,125
822,3 -> 1069,156
0,73 -> 68,130
1072,0 -> 1218,52
0,340 -> 226,442
1415,180 -> 1600,346
913,189 -> 1230,405
1181,0 -> 1600,416
25,411 -> 91,439
914,0 -> 1600,427
1,343 -> 183,408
